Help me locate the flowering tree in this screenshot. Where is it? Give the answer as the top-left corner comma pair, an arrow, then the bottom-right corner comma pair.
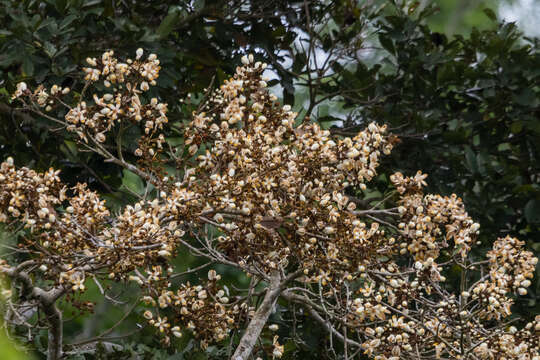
1,50 -> 538,360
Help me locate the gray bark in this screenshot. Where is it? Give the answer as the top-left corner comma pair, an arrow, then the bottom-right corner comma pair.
3,264 -> 65,360
232,272 -> 281,360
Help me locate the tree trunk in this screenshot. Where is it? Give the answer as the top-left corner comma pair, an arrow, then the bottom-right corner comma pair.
232,273 -> 281,360
44,303 -> 63,360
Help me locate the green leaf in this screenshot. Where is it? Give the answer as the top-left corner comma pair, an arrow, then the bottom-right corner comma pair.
166,137 -> 184,147
60,140 -> 79,162
189,352 -> 207,360
317,104 -> 329,118
465,146 -> 478,174
513,88 -> 538,107
22,56 -> 34,76
378,34 -> 395,55
0,52 -> 20,67
524,199 -> 540,224
59,14 -> 78,29
54,0 -> 67,13
510,121 -> 523,134
0,331 -> 29,360
43,41 -> 57,58
483,8 -> 497,21
122,169 -> 144,195
100,193 -> 124,213
193,0 -> 205,12
166,353 -> 184,360
157,7 -> 182,38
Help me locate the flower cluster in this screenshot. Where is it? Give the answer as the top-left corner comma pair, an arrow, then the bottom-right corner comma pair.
4,51 -> 539,360
141,270 -> 247,348
184,54 -> 396,281
0,158 -> 186,290
485,236 -> 537,295
469,236 -> 538,321
340,173 -> 539,359
393,176 -> 479,260
0,157 -> 65,227
12,49 -> 167,176
473,317 -> 539,359
11,82 -> 71,109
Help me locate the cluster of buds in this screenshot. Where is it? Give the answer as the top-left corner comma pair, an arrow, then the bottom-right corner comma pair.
84,49 -> 160,87
12,50 -> 167,175
59,269 -> 86,291
141,270 -> 247,348
473,316 -> 539,359
395,189 -> 479,260
469,236 -> 538,321
12,82 -> 70,110
272,335 -> 284,358
358,315 -> 422,358
77,50 -> 167,153
0,158 -> 188,291
336,172 -> 539,359
0,157 -> 65,227
184,54 -> 396,280
485,236 -> 537,295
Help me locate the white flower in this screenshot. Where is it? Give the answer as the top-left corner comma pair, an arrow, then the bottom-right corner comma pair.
143,310 -> 153,320
208,269 -> 217,280
95,133 -> 106,143
172,326 -> 182,338
158,249 -> 171,257
17,82 -> 27,92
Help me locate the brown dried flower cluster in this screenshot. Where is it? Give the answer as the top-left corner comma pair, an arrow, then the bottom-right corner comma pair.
392,171 -> 479,260
12,49 -> 167,180
141,269 -> 249,348
183,57 -> 396,282
0,157 -> 185,285
2,50 -> 538,360
338,171 -> 539,359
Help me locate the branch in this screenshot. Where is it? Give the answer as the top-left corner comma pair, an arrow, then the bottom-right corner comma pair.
232,272 -> 281,360
1,265 -> 66,360
282,291 -> 363,349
